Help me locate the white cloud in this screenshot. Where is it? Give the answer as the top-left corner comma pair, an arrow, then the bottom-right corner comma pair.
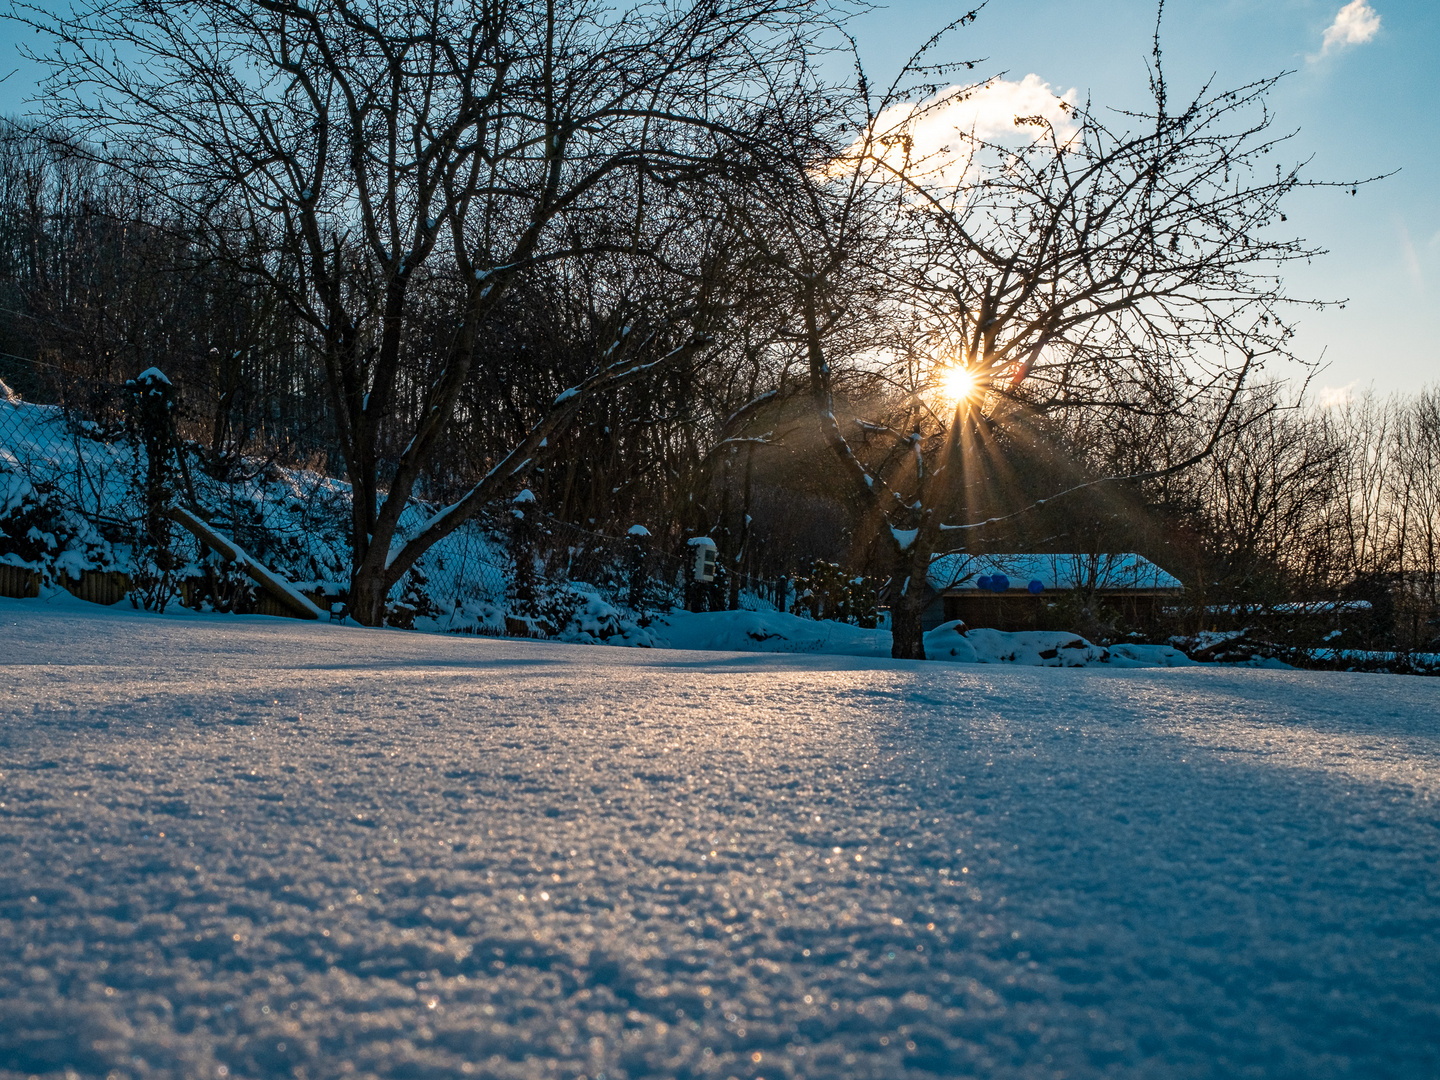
922,74 -> 1078,146
1320,1 -> 1381,56
1318,381 -> 1358,409
859,75 -> 1079,186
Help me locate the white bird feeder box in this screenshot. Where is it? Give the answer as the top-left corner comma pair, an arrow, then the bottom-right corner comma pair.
688,536 -> 718,583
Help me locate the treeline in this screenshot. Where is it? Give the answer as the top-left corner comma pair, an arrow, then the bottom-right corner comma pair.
1177,387 -> 1439,643
742,377 -> 1440,650
1032,383 -> 1440,647
0,115 -> 796,548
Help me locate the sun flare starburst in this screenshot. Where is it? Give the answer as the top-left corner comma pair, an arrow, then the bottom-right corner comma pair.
936,365 -> 979,406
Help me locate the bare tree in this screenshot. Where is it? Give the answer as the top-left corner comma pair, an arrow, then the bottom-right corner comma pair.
1373,388 -> 1440,647
765,19 -> 1362,657
1394,389 -> 1440,614
1322,391 -> 1399,583
22,0 -> 837,623
1191,384 -> 1340,600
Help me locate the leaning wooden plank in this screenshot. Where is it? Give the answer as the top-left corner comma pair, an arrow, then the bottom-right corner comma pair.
165,505 -> 323,620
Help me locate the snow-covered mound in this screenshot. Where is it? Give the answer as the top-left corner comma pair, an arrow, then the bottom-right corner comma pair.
0,393 -> 511,613
649,609 -> 1195,667
652,607 -> 885,655
926,621 -> 1194,667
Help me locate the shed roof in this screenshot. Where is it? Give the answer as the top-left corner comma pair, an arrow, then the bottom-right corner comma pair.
928,553 -> 1182,593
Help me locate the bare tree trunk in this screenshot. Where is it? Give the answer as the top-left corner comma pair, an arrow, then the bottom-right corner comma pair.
890,572 -> 929,659
350,573 -> 390,629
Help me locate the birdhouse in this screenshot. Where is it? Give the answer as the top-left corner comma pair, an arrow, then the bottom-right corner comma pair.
688,536 -> 718,583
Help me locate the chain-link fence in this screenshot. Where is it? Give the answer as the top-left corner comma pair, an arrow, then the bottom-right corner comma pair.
2,372 -> 213,609
0,374 -> 141,537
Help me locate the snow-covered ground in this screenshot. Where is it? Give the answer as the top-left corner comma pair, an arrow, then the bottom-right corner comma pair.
2,601 -> 1438,1079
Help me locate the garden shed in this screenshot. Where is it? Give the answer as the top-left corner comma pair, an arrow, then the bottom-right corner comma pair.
923,553 -> 1184,632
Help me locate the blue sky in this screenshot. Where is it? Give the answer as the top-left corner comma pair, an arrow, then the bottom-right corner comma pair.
0,0 -> 1433,396
841,0 -> 1439,398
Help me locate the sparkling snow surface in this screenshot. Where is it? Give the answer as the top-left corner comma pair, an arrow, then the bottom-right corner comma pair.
2,602 -> 1438,1079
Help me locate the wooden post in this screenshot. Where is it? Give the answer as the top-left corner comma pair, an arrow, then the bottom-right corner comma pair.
164,506 -> 323,619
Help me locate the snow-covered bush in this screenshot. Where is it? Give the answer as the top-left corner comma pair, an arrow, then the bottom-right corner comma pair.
0,468 -> 123,585
385,566 -> 441,629
422,597 -> 509,636
789,559 -> 878,627
552,585 -> 656,647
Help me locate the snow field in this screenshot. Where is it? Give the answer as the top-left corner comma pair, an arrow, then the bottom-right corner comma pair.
1,602 -> 1438,1079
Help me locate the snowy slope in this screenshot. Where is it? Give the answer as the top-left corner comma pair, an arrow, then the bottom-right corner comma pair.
0,393 -> 509,605
2,602 -> 1437,1079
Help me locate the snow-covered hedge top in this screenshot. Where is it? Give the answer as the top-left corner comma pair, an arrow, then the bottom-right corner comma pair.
929,553 -> 1183,593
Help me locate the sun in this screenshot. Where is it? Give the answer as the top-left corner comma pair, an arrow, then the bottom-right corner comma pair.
936,365 -> 979,406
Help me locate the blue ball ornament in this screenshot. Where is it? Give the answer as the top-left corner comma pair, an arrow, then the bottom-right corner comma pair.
1028,579 -> 1044,594
991,574 -> 1010,592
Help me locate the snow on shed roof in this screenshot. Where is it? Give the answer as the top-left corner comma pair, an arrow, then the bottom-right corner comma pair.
929,553 -> 1182,593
